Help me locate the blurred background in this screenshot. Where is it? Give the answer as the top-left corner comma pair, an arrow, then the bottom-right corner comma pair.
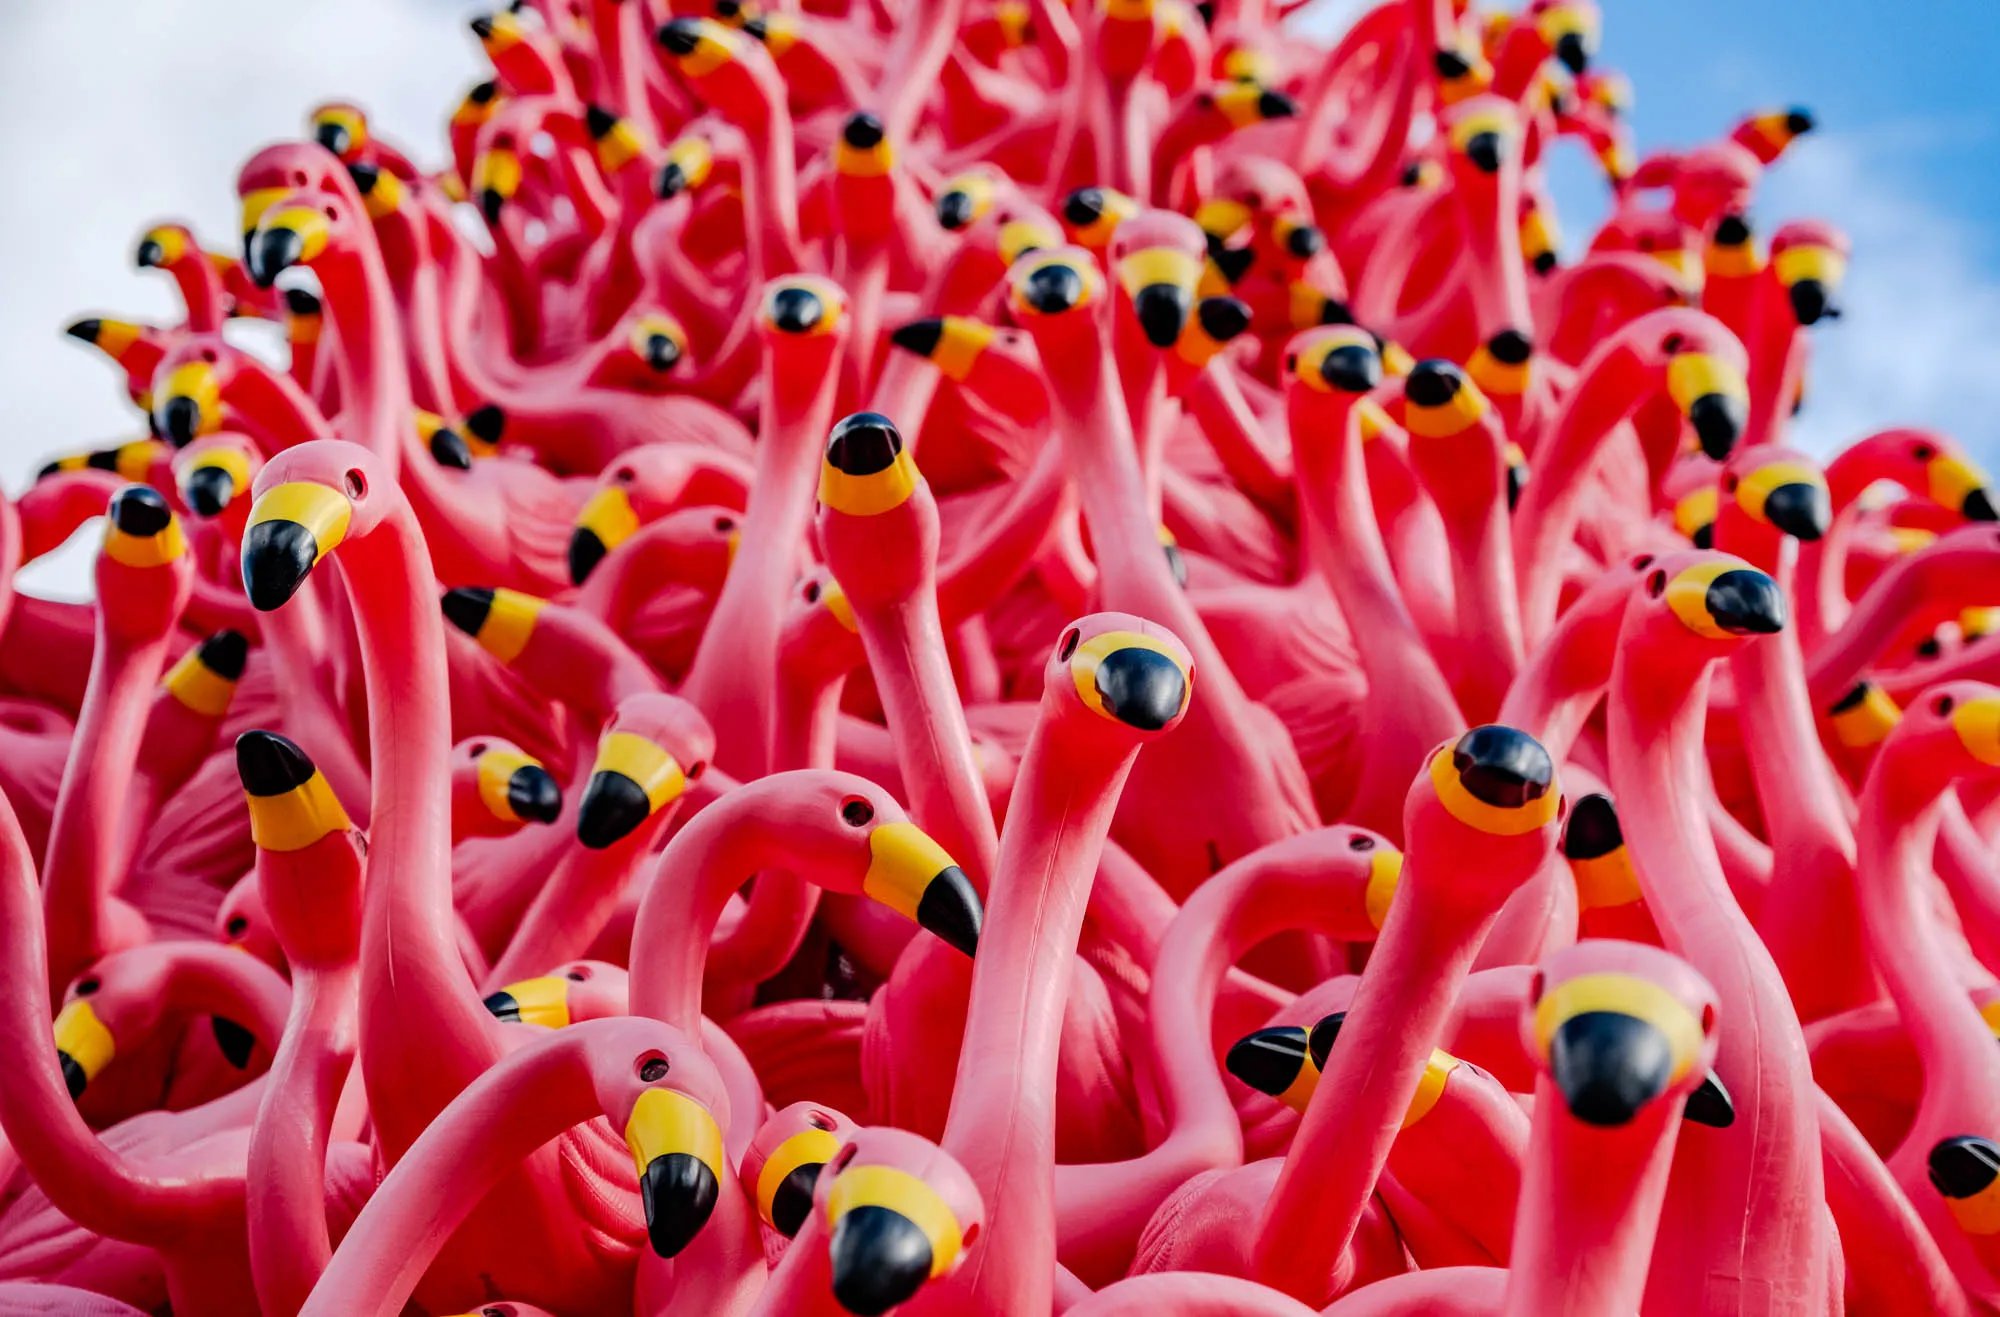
2,0 -> 1995,598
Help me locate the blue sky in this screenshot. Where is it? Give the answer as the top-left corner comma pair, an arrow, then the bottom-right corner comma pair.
1299,0 -> 2000,464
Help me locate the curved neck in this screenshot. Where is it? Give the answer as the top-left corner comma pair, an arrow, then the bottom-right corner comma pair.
678,349 -> 839,777
250,960 -> 357,1317
227,362 -> 338,454
169,257 -> 230,334
855,592 -> 1000,892
0,793 -> 243,1244
488,812 -> 668,987
1495,581 -> 1623,761
43,626 -> 170,991
1742,286 -> 1801,451
1512,345 -> 1646,638
1502,1079 -> 1682,1317
348,503 -> 497,1163
318,244 -> 408,481
939,709 -> 1140,1317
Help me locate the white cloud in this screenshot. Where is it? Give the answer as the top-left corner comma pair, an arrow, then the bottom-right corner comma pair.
0,0 -> 478,599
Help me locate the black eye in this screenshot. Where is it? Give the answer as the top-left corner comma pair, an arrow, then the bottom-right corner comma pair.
615,467 -> 635,483
468,741 -> 488,756
1528,971 -> 1544,1004
1347,834 -> 1373,850
345,469 -> 366,498
1646,569 -> 1667,598
567,968 -> 587,981
807,1110 -> 835,1130
200,348 -> 218,363
1722,474 -> 1738,492
1661,332 -> 1683,354
225,916 -> 248,937
841,798 -> 874,827
715,516 -> 735,532
1058,628 -> 1080,660
1914,444 -> 1936,461
76,978 -> 99,996
1631,554 -> 1654,570
803,581 -> 820,603
639,1056 -> 669,1081
1936,694 -> 1957,716
687,761 -> 706,780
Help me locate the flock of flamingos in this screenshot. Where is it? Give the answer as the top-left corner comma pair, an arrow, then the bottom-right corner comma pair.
2,0 -> 1995,1312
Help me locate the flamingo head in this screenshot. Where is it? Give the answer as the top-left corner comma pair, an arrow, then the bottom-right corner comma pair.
237,730 -> 364,971
1719,444 -> 1831,546
598,1018 -> 733,1259
818,1126 -> 985,1315
1824,428 -> 1994,521
214,873 -> 286,976
1634,549 -> 1787,651
1769,219 -> 1850,327
485,960 -> 632,1030
741,1102 -> 859,1238
818,412 -> 941,610
307,101 -> 370,161
1056,186 -> 1139,254
452,735 -> 562,836
1109,209 -> 1206,348
1045,612 -> 1194,743
174,432 -> 260,520
570,692 -> 714,850
1879,681 -> 2000,784
240,439 -> 392,610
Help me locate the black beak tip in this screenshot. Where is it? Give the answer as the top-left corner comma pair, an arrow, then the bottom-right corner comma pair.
135,239 -> 166,270
1223,1026 -> 1309,1097
1132,283 -> 1192,348
65,318 -> 102,344
644,335 -> 682,373
642,1153 -> 721,1258
1561,792 -> 1623,860
1506,462 -> 1528,510
1449,724 -> 1554,809
1532,250 -> 1558,275
508,764 -> 564,824
1465,132 -> 1503,174
1197,296 -> 1252,344
430,426 -> 474,470
1284,225 -> 1324,259
109,485 -> 173,537
891,318 -> 945,358
161,395 -> 202,446
936,192 -> 975,230
657,163 -> 688,198
577,770 -> 652,849
248,227 -> 306,288
1787,279 -> 1831,327
1554,31 -> 1589,75
480,189 -> 506,225
1257,89 -> 1298,119
1930,1136 -> 2000,1199
1687,394 -> 1745,461
825,412 -> 904,477
199,629 -> 250,680
440,586 -> 496,637
1964,488 -> 1999,522
469,13 -> 496,39
1704,568 -> 1787,636
842,111 -> 885,150
916,865 -> 983,958
1022,262 -> 1085,314
482,990 -> 522,1022
568,528 -> 608,584
235,729 -> 317,795
769,1162 -> 823,1238
769,285 -> 826,334
1684,1068 -> 1735,1128
59,1051 -> 87,1101
1764,482 -> 1830,542
1322,343 -> 1382,394
657,18 -> 701,54
211,1016 -> 255,1068
1786,107 -> 1816,136
1405,358 -> 1463,407
185,466 -> 235,517
1551,1012 -> 1674,1127
465,403 -> 505,444
1061,187 -> 1104,228
315,122 -> 352,157
1094,645 -> 1188,731
829,1206 -> 935,1316
585,103 -> 620,139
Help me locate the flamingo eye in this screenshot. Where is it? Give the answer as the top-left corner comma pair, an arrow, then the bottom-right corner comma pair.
1913,444 -> 1936,461
345,469 -> 367,498
638,1055 -> 669,1081
841,798 -> 874,827
1058,628 -> 1080,660
1646,569 -> 1667,597
225,916 -> 249,937
1935,694 -> 1956,716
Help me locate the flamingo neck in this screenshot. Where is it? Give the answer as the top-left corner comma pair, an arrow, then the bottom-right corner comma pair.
1858,766 -> 2000,1107
1742,289 -> 1802,450
938,714 -> 1138,1317
855,593 -> 999,892
588,0 -> 651,126
228,364 -> 338,453
319,245 -> 409,482
1254,884 -> 1498,1302
43,627 -> 169,991
1501,1078 -> 1681,1317
348,502 -> 496,1163
249,958 -> 358,1317
679,358 -> 840,777
0,794 -> 241,1244
368,207 -> 454,413
173,259 -> 230,334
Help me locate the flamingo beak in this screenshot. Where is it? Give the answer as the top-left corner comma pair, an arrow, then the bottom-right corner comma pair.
1930,1137 -> 2000,1237
577,731 -> 688,849
312,106 -> 365,159
570,486 -> 639,584
763,280 -> 843,336
1009,251 -> 1100,317
164,629 -> 248,718
1402,358 -> 1488,434
416,412 -> 473,470
1828,681 -> 1902,749
755,1126 -> 845,1237
1774,244 -> 1846,325
1665,352 -> 1749,460
481,975 -> 571,1029
1429,725 -> 1561,835
656,136 -> 715,198
440,586 -> 545,663
1562,793 -> 1645,913
1533,971 -> 1706,1126
834,112 -> 894,177
238,730 -> 352,853
1066,630 -> 1191,732
820,413 -> 918,516
242,481 -> 353,610
889,316 -> 994,383
102,486 -> 187,570
1664,561 -> 1786,639
934,175 -> 993,231
182,447 -> 250,517
1735,461 -> 1831,541
1926,453 -> 1998,521
471,148 -> 521,225
1225,1024 -> 1319,1113
52,1000 -> 115,1101
861,822 -> 982,958
158,361 -> 222,447
624,1087 -> 725,1258
1117,247 -> 1201,348
475,747 -> 562,825
247,205 -> 331,288
826,1164 -> 966,1315
135,227 -> 185,270
1950,697 -> 2000,768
